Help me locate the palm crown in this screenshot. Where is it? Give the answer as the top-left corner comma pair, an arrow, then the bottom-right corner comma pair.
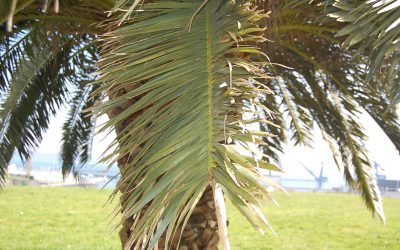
1,0 -> 399,249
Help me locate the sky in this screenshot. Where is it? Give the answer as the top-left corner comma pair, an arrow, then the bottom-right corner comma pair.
34,106 -> 400,188
36,107 -> 114,162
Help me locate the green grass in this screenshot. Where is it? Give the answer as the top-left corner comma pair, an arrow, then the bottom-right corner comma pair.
0,187 -> 399,249
228,192 -> 400,249
0,187 -> 119,250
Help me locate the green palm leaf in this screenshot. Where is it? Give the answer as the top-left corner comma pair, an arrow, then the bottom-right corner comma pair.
255,0 -> 392,221
0,32 -> 67,182
328,0 -> 400,105
96,0 -> 279,248
0,24 -> 99,183
0,29 -> 34,91
60,84 -> 99,178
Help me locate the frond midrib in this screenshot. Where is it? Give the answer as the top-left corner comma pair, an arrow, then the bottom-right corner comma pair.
206,3 -> 215,174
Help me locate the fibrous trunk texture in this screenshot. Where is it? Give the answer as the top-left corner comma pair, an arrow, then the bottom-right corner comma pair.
107,88 -> 220,250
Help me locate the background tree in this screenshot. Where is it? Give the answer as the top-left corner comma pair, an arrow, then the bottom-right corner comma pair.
258,0 -> 399,219
0,0 -> 110,180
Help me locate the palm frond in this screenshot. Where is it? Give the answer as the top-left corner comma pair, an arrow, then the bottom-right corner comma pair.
0,33 -> 69,178
328,0 -> 400,105
96,1 -> 280,248
0,29 -> 35,91
256,0 -> 393,221
60,84 -> 100,178
0,0 -> 111,34
0,0 -> 106,184
0,27 -> 99,184
260,94 -> 285,162
331,95 -> 384,221
276,78 -> 313,146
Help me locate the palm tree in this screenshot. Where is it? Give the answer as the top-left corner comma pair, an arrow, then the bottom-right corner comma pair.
0,0 -> 111,179
1,0 -> 398,249
258,0 -> 399,218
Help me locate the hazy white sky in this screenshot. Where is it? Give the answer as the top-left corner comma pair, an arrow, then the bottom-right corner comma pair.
278,110 -> 400,183
37,107 -> 114,160
37,107 -> 400,183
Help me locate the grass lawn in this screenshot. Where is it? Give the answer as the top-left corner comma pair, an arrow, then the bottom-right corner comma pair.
0,187 -> 399,249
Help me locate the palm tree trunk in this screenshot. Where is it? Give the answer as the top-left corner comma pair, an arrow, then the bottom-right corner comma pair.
107,88 -> 220,250
158,186 -> 220,250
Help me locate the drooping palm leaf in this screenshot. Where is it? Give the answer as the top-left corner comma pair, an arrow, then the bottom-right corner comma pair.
0,0 -> 113,28
0,0 -> 106,182
0,29 -> 35,91
0,32 -> 71,183
95,0 -> 280,248
327,0 -> 400,105
60,83 -> 100,178
255,0 -> 392,221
